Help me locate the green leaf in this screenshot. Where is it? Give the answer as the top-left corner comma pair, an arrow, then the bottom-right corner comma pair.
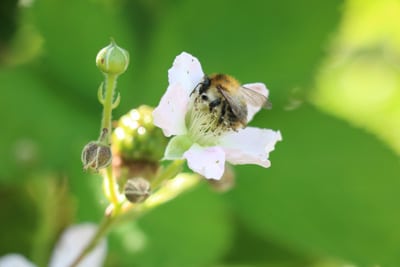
230,105 -> 400,266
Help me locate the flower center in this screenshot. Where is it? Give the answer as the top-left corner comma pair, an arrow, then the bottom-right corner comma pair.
186,93 -> 231,146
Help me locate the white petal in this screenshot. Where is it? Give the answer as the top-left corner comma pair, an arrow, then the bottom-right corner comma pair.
49,223 -> 107,267
168,52 -> 204,95
183,144 -> 226,180
219,127 -> 282,167
0,254 -> 36,267
153,83 -> 189,137
242,83 -> 269,122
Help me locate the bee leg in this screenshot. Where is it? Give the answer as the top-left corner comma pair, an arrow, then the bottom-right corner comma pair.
218,100 -> 227,124
209,98 -> 222,112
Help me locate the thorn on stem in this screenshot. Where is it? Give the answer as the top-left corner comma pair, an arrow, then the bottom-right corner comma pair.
112,92 -> 121,109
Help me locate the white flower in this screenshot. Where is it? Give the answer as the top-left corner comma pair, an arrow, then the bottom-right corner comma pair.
0,254 -> 36,267
0,223 -> 106,267
153,52 -> 282,180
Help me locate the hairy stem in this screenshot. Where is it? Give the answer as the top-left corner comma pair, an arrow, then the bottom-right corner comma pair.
100,74 -> 117,142
103,165 -> 121,211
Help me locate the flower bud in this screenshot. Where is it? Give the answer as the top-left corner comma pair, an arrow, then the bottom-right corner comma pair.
112,105 -> 168,163
96,39 -> 129,75
81,141 -> 112,171
112,106 -> 169,185
124,177 -> 151,203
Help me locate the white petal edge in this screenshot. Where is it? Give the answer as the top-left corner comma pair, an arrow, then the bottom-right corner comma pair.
49,223 -> 107,267
242,83 -> 269,122
219,127 -> 282,167
168,52 -> 204,95
0,254 -> 37,267
183,144 -> 226,180
153,83 -> 189,137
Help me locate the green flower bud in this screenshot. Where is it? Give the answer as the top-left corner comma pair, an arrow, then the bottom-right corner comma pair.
81,141 -> 112,171
112,105 -> 169,185
124,177 -> 151,203
96,39 -> 129,75
112,105 -> 168,163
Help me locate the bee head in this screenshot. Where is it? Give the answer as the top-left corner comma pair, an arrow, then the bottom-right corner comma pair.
199,76 -> 211,94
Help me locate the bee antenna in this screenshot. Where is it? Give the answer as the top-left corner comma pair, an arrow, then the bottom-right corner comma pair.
190,82 -> 202,96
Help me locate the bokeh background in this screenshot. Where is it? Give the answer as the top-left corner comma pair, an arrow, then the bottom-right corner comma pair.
1,0 -> 400,266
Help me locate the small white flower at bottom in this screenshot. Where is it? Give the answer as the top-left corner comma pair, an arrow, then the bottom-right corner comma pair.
0,223 -> 106,267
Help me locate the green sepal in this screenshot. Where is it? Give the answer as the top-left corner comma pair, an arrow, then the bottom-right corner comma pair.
163,135 -> 193,160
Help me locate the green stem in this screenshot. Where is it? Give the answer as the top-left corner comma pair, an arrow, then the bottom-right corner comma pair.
104,165 -> 121,211
70,171 -> 200,267
68,216 -> 114,267
100,74 -> 117,143
151,160 -> 184,189
99,73 -> 121,209
119,172 -> 201,223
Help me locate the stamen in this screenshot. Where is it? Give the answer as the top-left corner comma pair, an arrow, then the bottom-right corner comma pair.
186,94 -> 231,146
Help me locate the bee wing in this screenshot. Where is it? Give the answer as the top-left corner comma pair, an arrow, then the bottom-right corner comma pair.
218,88 -> 248,122
240,84 -> 271,109
241,83 -> 271,122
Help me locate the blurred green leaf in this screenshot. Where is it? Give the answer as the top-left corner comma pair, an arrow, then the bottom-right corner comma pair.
222,219 -> 313,266
32,0 -> 136,106
231,104 -> 400,266
137,0 -> 342,107
108,184 -> 233,267
0,68 -> 104,220
0,185 -> 37,257
0,68 -> 93,174
0,0 -> 18,45
311,0 -> 400,154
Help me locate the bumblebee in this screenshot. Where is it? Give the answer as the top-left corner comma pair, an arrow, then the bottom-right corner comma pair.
193,74 -> 270,131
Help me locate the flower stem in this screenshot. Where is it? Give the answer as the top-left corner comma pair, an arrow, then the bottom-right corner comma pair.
100,74 -> 118,143
151,160 -> 184,189
103,165 -> 121,211
98,73 -> 121,209
68,216 -> 114,267
118,173 -> 201,223
71,170 -> 200,267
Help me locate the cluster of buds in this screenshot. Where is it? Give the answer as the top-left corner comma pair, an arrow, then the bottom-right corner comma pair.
112,105 -> 168,203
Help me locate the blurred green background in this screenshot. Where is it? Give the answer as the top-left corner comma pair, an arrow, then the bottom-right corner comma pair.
1,0 -> 400,266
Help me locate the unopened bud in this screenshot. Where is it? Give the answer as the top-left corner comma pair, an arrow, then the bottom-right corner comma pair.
96,39 -> 129,76
112,105 -> 168,163
124,177 -> 151,203
81,141 -> 112,171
